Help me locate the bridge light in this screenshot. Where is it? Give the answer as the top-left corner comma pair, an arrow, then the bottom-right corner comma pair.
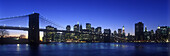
17,44 -> 20,46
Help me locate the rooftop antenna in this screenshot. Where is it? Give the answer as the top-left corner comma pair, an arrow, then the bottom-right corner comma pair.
33,11 -> 35,14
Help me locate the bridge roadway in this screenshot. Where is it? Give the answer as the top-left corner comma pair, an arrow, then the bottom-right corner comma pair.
0,26 -> 126,40
0,26 -> 103,35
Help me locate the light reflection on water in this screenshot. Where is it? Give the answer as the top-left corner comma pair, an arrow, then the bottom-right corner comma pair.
16,44 -> 20,51
0,43 -> 169,56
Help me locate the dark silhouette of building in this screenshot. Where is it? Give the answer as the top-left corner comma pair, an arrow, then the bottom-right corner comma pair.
113,30 -> 117,35
118,29 -> 122,37
66,25 -> 71,31
113,30 -> 118,38
135,22 -> 144,40
103,29 -> 111,42
80,24 -> 82,31
150,30 -> 155,40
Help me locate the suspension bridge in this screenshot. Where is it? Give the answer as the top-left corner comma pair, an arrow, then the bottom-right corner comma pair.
0,13 -> 126,44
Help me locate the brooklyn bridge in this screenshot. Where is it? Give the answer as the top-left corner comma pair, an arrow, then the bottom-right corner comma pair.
0,13 -> 125,44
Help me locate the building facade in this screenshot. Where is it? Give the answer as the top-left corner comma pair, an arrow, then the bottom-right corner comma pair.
135,22 -> 144,40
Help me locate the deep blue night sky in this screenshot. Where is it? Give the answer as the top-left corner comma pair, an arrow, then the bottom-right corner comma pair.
0,0 -> 169,35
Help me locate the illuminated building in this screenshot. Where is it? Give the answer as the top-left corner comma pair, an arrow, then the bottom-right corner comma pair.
122,26 -> 125,38
95,27 -> 102,34
159,26 -> 169,42
91,27 -> 95,33
74,24 -> 79,32
91,27 -> 95,41
74,23 -> 80,39
66,25 -> 71,31
86,23 -> 91,31
43,26 -> 57,42
156,26 -> 161,41
65,25 -> 71,40
135,22 -> 144,40
95,27 -> 102,42
144,26 -> 149,40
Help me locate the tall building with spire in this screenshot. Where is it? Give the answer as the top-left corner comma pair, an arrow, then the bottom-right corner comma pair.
74,22 -> 79,32
122,26 -> 125,38
144,26 -> 149,40
145,26 -> 147,32
77,21 -> 79,31
80,24 -> 82,31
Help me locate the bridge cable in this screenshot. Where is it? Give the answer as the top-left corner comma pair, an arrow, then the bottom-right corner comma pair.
0,15 -> 29,20
39,15 -> 65,29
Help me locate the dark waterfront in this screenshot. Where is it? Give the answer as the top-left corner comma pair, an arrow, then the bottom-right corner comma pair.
0,43 -> 169,56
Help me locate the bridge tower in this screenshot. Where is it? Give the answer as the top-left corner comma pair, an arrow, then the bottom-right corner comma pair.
28,13 -> 39,44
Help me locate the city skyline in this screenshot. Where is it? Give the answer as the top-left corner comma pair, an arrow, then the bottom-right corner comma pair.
3,21 -> 169,41
0,13 -> 169,43
0,0 -> 170,56
0,0 -> 169,36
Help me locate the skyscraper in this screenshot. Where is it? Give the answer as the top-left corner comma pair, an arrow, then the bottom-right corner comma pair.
156,26 -> 161,41
80,24 -> 82,31
118,29 -> 122,37
86,23 -> 91,31
43,26 -> 57,42
74,23 -> 80,39
95,27 -> 102,34
66,25 -> 71,31
122,26 -> 125,38
113,30 -> 117,36
144,26 -> 148,32
150,30 -> 154,40
103,29 -> 111,42
160,26 -> 169,42
135,22 -> 144,40
144,26 -> 148,40
91,27 -> 95,34
95,27 -> 102,42
74,23 -> 79,32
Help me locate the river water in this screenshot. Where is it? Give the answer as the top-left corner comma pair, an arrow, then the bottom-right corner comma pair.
0,43 -> 169,56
